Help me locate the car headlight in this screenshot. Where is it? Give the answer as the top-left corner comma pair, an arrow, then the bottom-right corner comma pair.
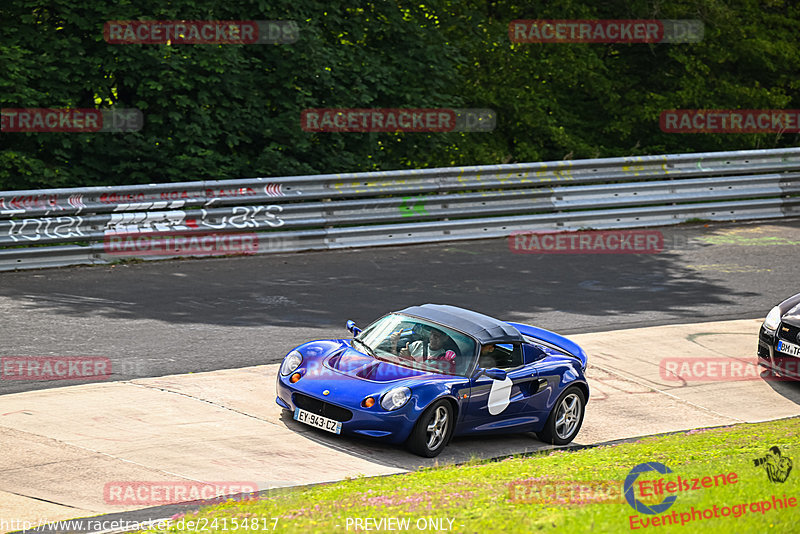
763,306 -> 782,332
381,387 -> 411,411
280,350 -> 303,376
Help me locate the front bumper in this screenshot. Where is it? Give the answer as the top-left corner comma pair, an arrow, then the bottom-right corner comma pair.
757,324 -> 800,379
276,375 -> 419,444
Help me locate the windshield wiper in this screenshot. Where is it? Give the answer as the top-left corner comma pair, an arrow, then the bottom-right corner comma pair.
351,338 -> 378,359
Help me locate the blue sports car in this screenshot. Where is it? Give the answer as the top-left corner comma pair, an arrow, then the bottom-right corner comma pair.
275,304 -> 590,457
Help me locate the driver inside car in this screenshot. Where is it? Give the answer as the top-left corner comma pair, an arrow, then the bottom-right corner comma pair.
391,327 -> 457,371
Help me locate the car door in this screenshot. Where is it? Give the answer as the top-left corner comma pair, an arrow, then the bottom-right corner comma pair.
521,343 -> 565,424
459,344 -> 547,434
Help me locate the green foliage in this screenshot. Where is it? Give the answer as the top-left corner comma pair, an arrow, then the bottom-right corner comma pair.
1,0 -> 799,189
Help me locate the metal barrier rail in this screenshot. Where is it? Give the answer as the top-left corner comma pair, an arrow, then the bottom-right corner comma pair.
1,147 -> 798,270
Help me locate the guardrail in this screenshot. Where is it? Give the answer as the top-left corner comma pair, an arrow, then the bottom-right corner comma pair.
1,147 -> 798,270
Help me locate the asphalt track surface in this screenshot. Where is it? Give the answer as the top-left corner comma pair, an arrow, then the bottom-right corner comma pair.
1,219 -> 798,395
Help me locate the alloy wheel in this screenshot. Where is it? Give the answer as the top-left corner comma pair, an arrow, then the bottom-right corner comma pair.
554,393 -> 581,440
425,405 -> 449,450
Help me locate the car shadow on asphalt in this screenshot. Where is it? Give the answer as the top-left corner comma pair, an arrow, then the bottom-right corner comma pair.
0,223 -> 775,330
277,410 -> 560,471
760,370 -> 800,405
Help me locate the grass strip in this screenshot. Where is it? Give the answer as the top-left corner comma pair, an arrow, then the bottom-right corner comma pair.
144,417 -> 800,533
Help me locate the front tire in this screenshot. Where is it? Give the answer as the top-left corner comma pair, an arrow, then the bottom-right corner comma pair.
538,386 -> 586,445
407,400 -> 453,457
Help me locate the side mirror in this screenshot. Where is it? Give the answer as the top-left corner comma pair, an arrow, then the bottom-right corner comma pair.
485,368 -> 508,381
473,367 -> 507,381
346,320 -> 362,336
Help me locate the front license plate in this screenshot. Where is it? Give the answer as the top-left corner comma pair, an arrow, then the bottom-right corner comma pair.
293,408 -> 342,435
777,340 -> 800,357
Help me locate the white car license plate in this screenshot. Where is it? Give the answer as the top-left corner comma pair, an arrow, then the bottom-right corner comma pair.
293,408 -> 342,434
777,340 -> 800,357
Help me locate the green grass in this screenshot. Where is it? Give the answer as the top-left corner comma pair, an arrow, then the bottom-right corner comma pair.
144,418 -> 800,533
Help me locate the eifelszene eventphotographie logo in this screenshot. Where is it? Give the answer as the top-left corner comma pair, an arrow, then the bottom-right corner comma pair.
624,459 -> 796,529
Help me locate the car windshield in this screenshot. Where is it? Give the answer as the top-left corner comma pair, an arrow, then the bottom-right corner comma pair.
355,314 -> 477,376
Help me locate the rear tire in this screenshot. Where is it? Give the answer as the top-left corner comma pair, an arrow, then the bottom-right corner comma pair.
537,386 -> 586,445
407,400 -> 453,457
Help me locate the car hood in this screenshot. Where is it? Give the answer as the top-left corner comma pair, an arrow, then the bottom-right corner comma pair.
782,302 -> 800,325
326,345 -> 435,382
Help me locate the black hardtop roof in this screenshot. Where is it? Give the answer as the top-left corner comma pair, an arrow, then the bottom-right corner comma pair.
396,304 -> 523,345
